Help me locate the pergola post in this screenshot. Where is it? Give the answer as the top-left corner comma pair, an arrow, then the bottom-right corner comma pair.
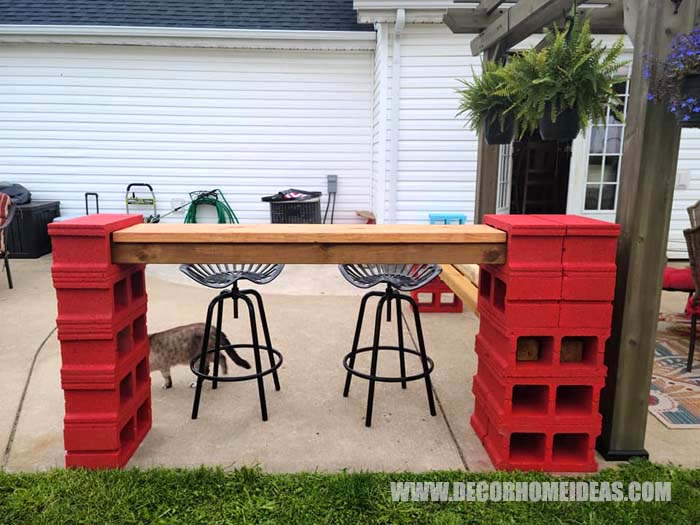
473,46 -> 501,223
597,0 -> 697,460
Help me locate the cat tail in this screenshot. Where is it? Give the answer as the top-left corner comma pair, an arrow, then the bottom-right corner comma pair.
220,332 -> 252,369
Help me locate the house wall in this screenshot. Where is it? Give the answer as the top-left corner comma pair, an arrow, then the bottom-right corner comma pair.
0,43 -> 374,222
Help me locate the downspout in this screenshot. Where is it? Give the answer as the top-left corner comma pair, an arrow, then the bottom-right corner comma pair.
388,8 -> 405,223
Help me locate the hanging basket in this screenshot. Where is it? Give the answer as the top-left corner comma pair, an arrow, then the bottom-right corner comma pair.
483,112 -> 515,145
677,74 -> 700,128
539,102 -> 580,141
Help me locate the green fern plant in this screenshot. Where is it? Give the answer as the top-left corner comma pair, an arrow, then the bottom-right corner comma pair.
498,15 -> 627,136
457,61 -> 514,134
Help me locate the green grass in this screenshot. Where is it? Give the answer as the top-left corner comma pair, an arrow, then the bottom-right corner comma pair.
0,461 -> 698,524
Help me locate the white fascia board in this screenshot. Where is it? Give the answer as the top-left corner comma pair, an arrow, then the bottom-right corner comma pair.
354,1 -> 456,23
354,1 -> 461,9
0,25 -> 376,50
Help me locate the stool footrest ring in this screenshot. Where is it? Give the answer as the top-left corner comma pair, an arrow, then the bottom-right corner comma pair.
190,344 -> 283,382
343,345 -> 434,383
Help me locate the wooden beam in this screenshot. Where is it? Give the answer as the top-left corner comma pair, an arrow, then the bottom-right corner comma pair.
474,47 -> 501,223
110,223 -> 507,265
112,242 -> 506,265
478,0 -> 508,15
470,0 -> 576,55
445,2 -> 625,38
112,223 -> 506,244
439,264 -> 479,314
598,0 -> 697,461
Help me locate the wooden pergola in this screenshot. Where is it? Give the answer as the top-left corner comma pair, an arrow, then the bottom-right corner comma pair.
443,0 -> 699,461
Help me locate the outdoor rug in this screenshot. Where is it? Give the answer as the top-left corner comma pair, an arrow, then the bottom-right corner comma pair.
650,316 -> 700,428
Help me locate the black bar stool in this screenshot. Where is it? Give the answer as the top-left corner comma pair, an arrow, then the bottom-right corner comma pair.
339,264 -> 441,427
180,264 -> 284,421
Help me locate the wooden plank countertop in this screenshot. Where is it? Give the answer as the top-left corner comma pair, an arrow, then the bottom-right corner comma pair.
111,223 -> 507,265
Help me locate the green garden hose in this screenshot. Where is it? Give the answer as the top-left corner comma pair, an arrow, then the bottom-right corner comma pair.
184,189 -> 239,224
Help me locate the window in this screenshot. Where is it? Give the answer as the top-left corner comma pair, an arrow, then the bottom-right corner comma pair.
584,73 -> 630,211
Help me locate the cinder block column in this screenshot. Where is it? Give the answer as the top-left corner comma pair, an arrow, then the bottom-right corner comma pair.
49,214 -> 151,469
472,214 -> 619,472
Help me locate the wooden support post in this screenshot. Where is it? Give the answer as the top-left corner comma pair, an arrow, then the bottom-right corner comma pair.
598,0 -> 697,460
474,46 -> 501,223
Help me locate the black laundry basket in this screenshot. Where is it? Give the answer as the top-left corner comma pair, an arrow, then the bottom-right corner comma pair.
262,189 -> 322,224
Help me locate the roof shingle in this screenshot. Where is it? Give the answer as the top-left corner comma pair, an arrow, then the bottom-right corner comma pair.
0,1 -> 372,32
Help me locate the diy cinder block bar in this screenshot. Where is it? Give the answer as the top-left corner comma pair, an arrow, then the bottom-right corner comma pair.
48,213 -> 617,471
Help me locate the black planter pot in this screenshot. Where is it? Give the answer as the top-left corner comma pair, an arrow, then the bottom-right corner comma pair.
539,102 -> 580,141
483,113 -> 515,145
677,74 -> 700,128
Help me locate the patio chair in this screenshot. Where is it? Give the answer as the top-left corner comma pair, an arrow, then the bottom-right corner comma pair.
683,225 -> 700,372
688,200 -> 700,229
338,264 -> 441,427
179,264 -> 284,421
0,192 -> 15,289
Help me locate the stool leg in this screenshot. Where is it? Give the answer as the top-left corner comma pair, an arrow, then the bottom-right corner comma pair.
688,313 -> 697,373
395,294 -> 407,389
344,291 -> 383,397
211,293 -> 225,390
241,293 -> 268,421
192,293 -> 223,419
366,294 -> 388,427
405,294 -> 437,417
4,252 -> 12,289
242,288 -> 281,392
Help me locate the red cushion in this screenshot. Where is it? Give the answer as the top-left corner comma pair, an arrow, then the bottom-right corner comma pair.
663,266 -> 694,291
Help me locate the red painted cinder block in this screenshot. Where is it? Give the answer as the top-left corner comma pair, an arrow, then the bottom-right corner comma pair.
411,277 -> 464,313
559,302 -> 613,328
49,214 -> 143,271
473,355 -> 604,426
534,215 -> 620,271
483,214 -> 566,271
561,269 -> 616,301
478,292 -> 559,329
477,311 -> 608,377
475,416 -> 599,472
480,264 -> 562,301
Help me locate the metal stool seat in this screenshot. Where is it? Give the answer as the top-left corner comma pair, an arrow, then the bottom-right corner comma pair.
180,263 -> 284,421
339,263 -> 440,427
180,264 -> 283,288
338,264 -> 442,291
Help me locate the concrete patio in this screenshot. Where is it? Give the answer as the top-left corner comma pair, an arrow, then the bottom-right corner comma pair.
1,257 -> 698,472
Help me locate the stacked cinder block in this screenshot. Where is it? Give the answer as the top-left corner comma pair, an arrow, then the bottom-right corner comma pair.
410,277 -> 464,313
49,214 -> 152,468
471,214 -> 619,472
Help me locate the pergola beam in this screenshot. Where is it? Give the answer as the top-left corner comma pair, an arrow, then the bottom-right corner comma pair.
445,1 -> 625,44
477,0 -> 509,14
469,0 -> 576,55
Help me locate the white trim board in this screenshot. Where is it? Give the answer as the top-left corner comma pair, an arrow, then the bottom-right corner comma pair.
0,25 -> 377,51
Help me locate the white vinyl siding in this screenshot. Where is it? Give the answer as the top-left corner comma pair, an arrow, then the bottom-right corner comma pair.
371,23 -> 390,222
395,24 -> 478,224
0,44 -> 373,222
670,128 -> 700,258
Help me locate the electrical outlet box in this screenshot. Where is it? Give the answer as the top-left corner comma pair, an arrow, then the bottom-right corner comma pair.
327,174 -> 338,194
676,170 -> 690,190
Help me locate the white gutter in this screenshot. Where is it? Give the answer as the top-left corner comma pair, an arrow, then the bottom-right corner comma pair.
388,9 -> 405,223
0,25 -> 376,50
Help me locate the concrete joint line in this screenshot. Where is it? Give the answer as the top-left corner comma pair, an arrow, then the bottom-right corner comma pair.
2,326 -> 56,469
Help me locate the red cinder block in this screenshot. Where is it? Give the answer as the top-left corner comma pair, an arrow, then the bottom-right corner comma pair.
483,214 -> 566,271
54,265 -> 147,323
65,400 -> 150,469
479,264 -> 562,301
559,302 -> 613,328
478,292 -> 559,329
49,214 -> 143,271
473,356 -> 605,426
64,383 -> 150,452
534,215 -> 620,271
475,417 -> 599,472
477,311 -> 608,377
58,304 -> 148,367
410,278 -> 464,313
561,268 -> 616,301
